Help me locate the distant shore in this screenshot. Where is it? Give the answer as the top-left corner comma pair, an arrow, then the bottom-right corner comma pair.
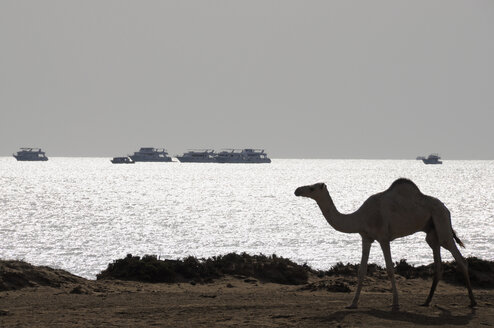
1,254 -> 493,327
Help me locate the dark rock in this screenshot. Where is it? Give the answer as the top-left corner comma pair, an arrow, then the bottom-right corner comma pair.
327,281 -> 351,293
0,260 -> 86,291
70,285 -> 87,294
301,280 -> 351,293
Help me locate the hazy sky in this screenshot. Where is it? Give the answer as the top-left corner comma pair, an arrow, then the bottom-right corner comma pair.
1,1 -> 493,159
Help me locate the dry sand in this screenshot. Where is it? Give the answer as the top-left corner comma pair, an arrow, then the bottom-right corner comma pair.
0,263 -> 493,327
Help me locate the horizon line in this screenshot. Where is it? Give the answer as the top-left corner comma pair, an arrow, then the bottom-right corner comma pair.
2,155 -> 493,161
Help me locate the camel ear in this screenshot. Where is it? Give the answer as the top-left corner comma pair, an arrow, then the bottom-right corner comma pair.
320,183 -> 324,190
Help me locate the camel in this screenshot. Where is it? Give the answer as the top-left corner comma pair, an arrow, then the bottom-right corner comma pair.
294,178 -> 476,310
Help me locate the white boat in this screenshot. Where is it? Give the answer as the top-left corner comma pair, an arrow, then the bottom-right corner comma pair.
13,148 -> 48,161
422,153 -> 442,165
129,148 -> 172,162
216,149 -> 271,163
176,149 -> 216,163
111,156 -> 134,164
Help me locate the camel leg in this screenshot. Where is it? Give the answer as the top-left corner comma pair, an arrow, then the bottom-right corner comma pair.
444,240 -> 477,307
380,241 -> 399,311
347,238 -> 372,309
422,231 -> 442,306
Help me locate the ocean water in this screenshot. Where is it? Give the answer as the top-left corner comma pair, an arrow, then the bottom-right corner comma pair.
1,158 -> 493,279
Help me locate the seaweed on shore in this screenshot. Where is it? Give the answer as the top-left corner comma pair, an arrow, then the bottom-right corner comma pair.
443,257 -> 494,288
320,257 -> 494,288
319,262 -> 384,277
96,253 -> 309,285
392,257 -> 494,288
98,253 -> 494,288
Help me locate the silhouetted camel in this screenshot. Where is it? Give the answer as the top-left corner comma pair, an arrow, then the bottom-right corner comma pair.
295,178 -> 476,310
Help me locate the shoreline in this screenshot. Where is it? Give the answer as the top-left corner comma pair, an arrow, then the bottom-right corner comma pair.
1,255 -> 493,327
2,253 -> 494,287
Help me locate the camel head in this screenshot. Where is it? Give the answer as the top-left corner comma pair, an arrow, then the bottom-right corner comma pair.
294,182 -> 328,200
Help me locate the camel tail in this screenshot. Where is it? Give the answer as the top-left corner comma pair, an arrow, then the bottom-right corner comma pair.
453,229 -> 465,248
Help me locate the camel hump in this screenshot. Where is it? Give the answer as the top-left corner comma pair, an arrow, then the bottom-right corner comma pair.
388,178 -> 421,192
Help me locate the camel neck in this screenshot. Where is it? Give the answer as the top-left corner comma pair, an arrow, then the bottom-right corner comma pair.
315,192 -> 361,234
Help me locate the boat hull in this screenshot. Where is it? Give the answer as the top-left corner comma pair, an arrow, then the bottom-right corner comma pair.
422,159 -> 442,164
129,156 -> 172,162
216,158 -> 271,164
176,157 -> 217,163
13,155 -> 48,161
111,158 -> 135,164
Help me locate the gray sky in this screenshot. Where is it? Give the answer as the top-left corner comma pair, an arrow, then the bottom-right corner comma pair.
1,1 -> 493,159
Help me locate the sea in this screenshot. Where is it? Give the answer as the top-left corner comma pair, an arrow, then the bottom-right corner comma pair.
1,158 -> 493,279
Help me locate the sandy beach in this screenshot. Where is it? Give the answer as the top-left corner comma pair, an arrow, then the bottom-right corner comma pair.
1,259 -> 493,327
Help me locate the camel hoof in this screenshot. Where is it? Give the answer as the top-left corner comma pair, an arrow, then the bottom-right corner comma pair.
469,301 -> 477,308
420,302 -> 431,307
391,305 -> 400,312
345,304 -> 358,309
